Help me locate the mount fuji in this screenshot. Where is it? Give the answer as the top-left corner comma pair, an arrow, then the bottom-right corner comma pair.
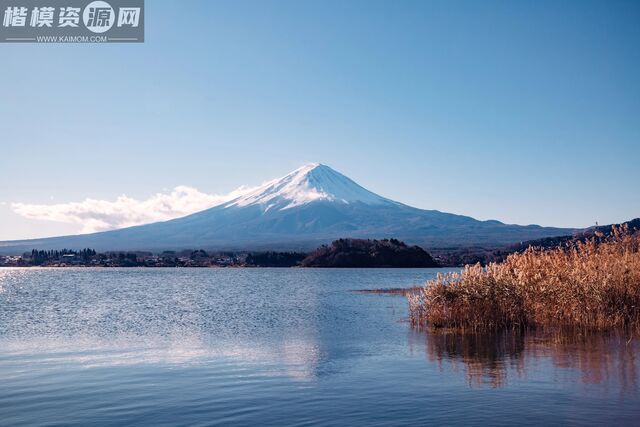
0,163 -> 575,253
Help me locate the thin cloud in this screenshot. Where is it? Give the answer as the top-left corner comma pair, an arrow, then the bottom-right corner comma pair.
11,185 -> 251,233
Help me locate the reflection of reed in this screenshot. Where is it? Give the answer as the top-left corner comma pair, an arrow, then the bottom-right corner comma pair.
527,331 -> 638,394
423,329 -> 639,390
425,330 -> 525,387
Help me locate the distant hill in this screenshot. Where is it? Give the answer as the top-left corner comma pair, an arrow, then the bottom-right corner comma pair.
432,218 -> 640,266
0,163 -> 576,254
301,238 -> 439,268
503,217 -> 640,253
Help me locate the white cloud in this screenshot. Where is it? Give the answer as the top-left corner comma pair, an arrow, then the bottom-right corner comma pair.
11,185 -> 251,233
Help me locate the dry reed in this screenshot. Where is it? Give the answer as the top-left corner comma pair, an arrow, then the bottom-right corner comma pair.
409,226 -> 640,332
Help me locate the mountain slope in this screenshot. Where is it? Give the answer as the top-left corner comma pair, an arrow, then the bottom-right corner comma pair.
0,164 -> 576,253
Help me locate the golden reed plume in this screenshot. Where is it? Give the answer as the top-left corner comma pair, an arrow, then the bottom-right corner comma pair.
409,225 -> 640,332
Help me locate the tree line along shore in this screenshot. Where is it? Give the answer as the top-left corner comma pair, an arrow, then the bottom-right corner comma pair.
2,219 -> 638,269
0,238 -> 439,268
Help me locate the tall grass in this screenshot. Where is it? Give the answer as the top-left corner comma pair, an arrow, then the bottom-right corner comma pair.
409,226 -> 640,332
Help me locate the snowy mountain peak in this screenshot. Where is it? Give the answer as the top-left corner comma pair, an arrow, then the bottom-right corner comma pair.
224,163 -> 395,211
0,162 -> 577,254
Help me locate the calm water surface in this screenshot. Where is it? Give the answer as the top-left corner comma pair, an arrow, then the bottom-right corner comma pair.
0,268 -> 638,426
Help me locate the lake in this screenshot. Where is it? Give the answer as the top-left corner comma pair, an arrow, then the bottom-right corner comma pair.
0,268 -> 638,426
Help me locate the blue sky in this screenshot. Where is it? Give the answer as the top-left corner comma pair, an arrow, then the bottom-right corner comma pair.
1,0 -> 639,239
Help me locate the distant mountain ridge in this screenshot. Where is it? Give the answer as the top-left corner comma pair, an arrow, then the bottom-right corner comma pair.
0,163 -> 577,254
431,217 -> 640,266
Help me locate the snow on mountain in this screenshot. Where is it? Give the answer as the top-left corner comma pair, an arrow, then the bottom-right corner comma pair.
224,163 -> 396,211
0,163 -> 577,253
